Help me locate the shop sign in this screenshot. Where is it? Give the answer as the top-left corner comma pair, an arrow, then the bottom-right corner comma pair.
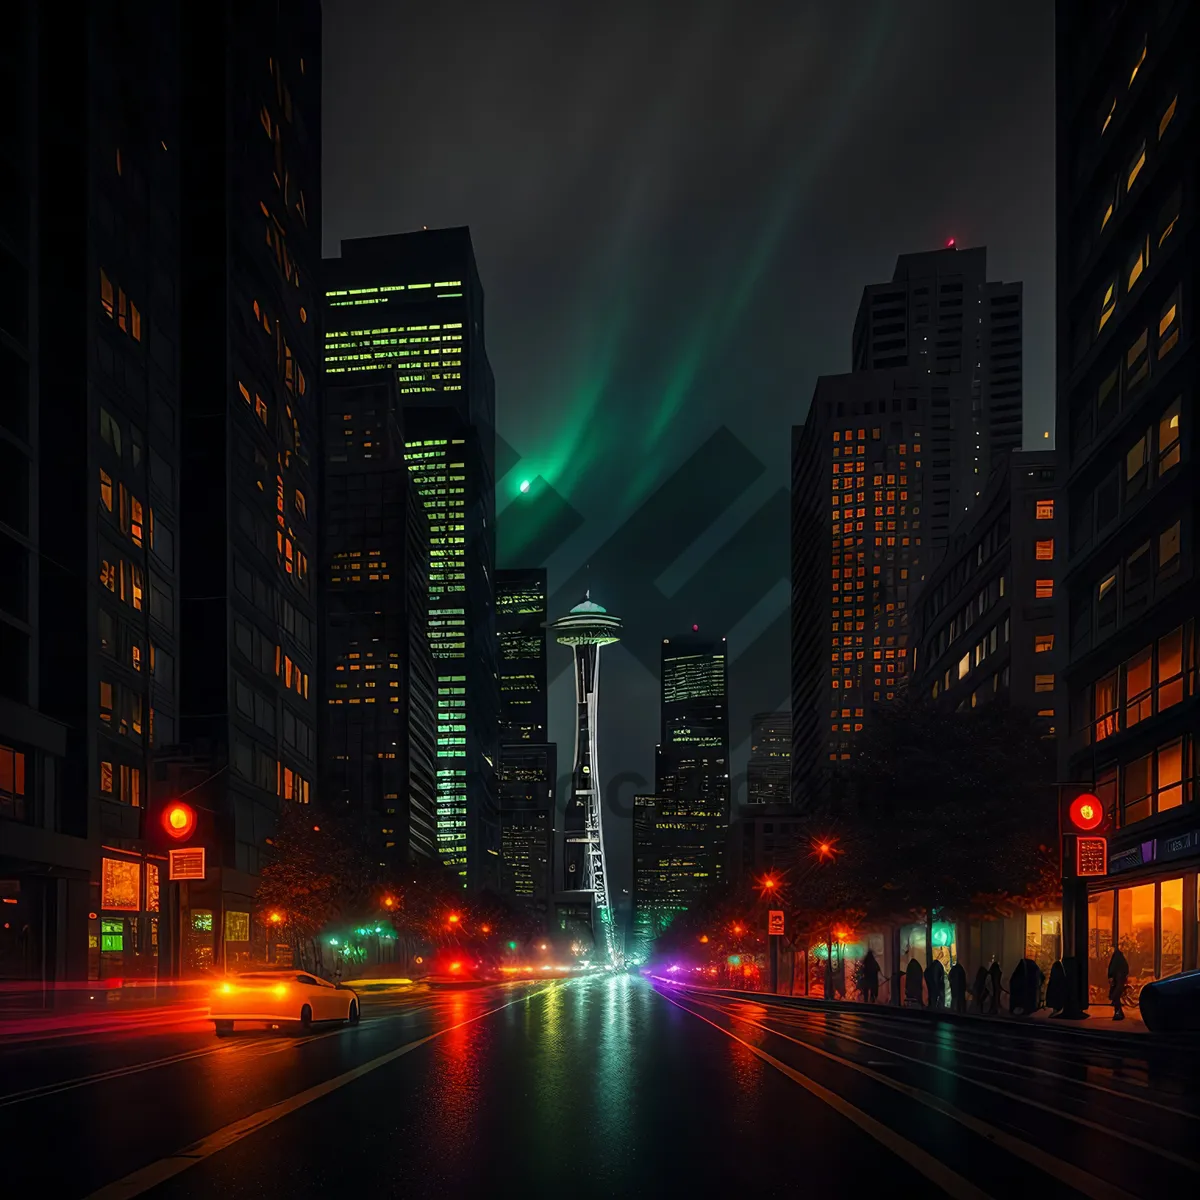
1157,830 -> 1198,863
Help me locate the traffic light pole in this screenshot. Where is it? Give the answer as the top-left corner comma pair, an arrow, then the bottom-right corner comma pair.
769,935 -> 779,994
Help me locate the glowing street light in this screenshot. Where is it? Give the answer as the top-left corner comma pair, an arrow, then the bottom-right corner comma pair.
383,895 -> 396,909
481,924 -> 492,934
732,923 -> 744,935
267,911 -> 284,925
448,913 -> 461,926
698,935 -> 709,944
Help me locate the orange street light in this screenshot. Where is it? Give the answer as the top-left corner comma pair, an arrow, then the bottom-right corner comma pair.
481,924 -> 492,934
732,923 -> 744,935
699,934 -> 709,944
312,825 -> 320,832
448,913 -> 461,925
383,896 -> 396,909
267,911 -> 284,925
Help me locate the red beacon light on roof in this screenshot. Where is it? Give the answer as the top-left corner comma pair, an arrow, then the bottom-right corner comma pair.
946,237 -> 956,247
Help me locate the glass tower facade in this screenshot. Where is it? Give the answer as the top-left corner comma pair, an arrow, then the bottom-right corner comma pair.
324,229 -> 499,890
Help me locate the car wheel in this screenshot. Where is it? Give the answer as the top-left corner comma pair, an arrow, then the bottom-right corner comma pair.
299,1004 -> 313,1031
214,1020 -> 234,1037
347,1000 -> 360,1025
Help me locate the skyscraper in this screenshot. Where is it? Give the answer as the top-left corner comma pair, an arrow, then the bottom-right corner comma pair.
1056,1 -> 1198,997
2,1 -> 183,982
852,246 -> 1023,537
792,245 -> 1025,804
658,633 -> 730,817
791,371 -> 931,801
549,595 -> 621,964
177,1 -> 322,967
496,569 -> 554,918
324,229 -> 499,890
321,373 -> 438,867
746,712 -> 791,805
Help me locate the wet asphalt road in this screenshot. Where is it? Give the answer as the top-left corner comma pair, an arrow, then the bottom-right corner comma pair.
1,975 -> 1197,1199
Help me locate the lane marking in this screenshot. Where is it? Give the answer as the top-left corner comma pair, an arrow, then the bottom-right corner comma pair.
673,993 -> 1137,1200
756,1003 -> 1200,1120
658,991 -> 988,1200
85,983 -> 558,1199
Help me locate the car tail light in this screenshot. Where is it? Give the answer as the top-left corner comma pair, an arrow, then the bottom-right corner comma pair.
273,984 -> 288,997
215,983 -> 235,997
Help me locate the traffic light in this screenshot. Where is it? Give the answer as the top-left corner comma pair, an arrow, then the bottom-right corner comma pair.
146,796 -> 211,852
1060,783 -> 1112,879
162,801 -> 197,841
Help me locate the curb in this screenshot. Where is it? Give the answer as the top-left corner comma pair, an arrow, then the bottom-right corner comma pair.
655,980 -> 1193,1048
0,1007 -> 211,1045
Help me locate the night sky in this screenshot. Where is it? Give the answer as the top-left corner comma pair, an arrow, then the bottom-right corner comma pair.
323,1 -> 1055,903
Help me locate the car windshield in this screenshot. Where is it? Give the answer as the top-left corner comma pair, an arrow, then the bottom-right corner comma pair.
236,973 -> 292,981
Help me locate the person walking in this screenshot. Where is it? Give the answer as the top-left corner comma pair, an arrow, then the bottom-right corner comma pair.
924,956 -> 946,1009
948,961 -> 967,1013
905,958 -> 924,1007
861,950 -> 882,1003
1009,959 -> 1028,1015
1045,960 -> 1067,1016
1108,948 -> 1130,1021
971,966 -> 989,1013
986,959 -> 1004,1015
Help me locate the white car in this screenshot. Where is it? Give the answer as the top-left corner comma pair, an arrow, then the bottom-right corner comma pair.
209,971 -> 360,1035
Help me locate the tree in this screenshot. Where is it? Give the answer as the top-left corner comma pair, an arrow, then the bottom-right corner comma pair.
839,695 -> 1058,932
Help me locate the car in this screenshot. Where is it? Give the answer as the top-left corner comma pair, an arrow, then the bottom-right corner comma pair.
209,971 -> 360,1036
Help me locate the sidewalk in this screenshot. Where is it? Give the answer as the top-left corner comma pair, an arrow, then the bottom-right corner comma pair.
0,980 -> 212,1044
658,976 -> 1158,1039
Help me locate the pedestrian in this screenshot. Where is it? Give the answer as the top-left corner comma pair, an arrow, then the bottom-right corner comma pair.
948,961 -> 967,1013
1045,961 -> 1067,1015
1008,959 -> 1028,1015
905,958 -> 924,1007
987,959 -> 1004,1014
1027,959 -> 1046,1014
924,957 -> 946,1009
972,966 -> 989,1013
1108,948 -> 1130,1021
861,950 -> 882,1003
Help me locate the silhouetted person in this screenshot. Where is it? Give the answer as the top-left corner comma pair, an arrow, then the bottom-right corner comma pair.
905,958 -> 924,1007
972,966 -> 989,1013
1009,959 -> 1028,1015
861,951 -> 882,1003
1046,961 -> 1067,1015
1108,948 -> 1130,1021
924,957 -> 945,1009
1026,958 -> 1045,1014
948,962 -> 967,1013
987,960 -> 1004,1014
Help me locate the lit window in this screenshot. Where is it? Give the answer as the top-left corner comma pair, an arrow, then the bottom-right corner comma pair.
100,681 -> 114,723
117,288 -> 127,333
1098,278 -> 1117,333
1158,187 -> 1180,248
1034,674 -> 1055,693
1158,289 -> 1180,359
1035,539 -> 1054,561
957,653 -> 970,681
295,490 -> 307,518
1128,42 -> 1146,88
1157,627 -> 1184,710
1093,671 -> 1118,740
100,760 -> 113,794
1158,398 -> 1180,475
100,270 -> 114,318
1035,499 -> 1054,520
1099,180 -> 1116,232
131,303 -> 142,342
1124,647 -> 1152,727
1034,634 -> 1054,653
101,858 -> 140,910
1100,95 -> 1116,135
255,395 -> 268,424
100,469 -> 113,511
1126,235 -> 1149,290
1125,432 -> 1148,496
1127,141 -> 1146,192
129,497 -> 144,547
1158,95 -> 1178,139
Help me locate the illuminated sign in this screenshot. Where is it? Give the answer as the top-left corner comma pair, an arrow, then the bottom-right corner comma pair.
1076,837 -> 1108,877
169,847 -> 206,881
767,910 -> 785,936
1068,793 -> 1104,832
101,858 -> 141,911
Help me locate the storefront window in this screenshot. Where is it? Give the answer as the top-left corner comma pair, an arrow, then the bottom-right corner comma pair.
1117,884 -> 1156,999
1025,912 -> 1062,979
101,858 -> 141,911
1087,891 -> 1114,1004
1160,879 -> 1183,979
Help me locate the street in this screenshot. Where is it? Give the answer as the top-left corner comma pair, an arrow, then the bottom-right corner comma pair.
2,976 -> 1197,1199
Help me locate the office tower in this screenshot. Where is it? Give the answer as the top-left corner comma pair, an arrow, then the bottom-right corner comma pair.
324,229 -> 499,890
746,712 -> 791,805
791,370 -> 930,801
912,451 -> 1063,724
0,4 -> 183,983
727,806 -> 809,883
498,742 -> 556,920
852,245 -> 1023,535
176,2 -> 322,967
322,374 -> 438,867
1056,2 -> 1199,996
630,792 -> 730,959
496,569 -> 554,916
549,595 -> 621,964
496,569 -> 548,742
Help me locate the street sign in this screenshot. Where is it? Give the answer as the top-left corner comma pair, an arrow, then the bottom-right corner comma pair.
767,910 -> 784,936
169,847 -> 206,881
1076,837 -> 1108,877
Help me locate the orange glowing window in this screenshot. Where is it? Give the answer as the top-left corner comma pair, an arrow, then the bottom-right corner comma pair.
100,681 -> 114,723
117,289 -> 128,332
102,858 -> 141,911
130,303 -> 142,342
1035,539 -> 1055,561
100,760 -> 113,794
1035,578 -> 1054,599
131,565 -> 144,610
255,395 -> 268,424
129,497 -> 144,547
100,270 -> 114,318
1035,499 -> 1054,520
100,469 -> 113,512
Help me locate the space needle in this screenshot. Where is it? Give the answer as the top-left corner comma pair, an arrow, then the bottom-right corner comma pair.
548,592 -> 623,968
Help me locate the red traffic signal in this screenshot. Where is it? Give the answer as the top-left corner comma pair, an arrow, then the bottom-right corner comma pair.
1068,793 -> 1104,832
1060,783 -> 1111,835
161,801 -> 197,841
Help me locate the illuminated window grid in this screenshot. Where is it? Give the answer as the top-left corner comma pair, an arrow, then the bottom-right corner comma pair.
827,427 -> 922,745
324,321 -> 464,391
326,281 -> 463,304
